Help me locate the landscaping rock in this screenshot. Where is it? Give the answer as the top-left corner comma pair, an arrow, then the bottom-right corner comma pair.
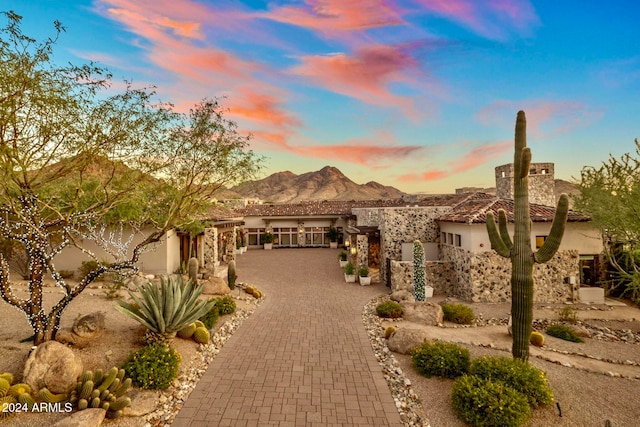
401,301 -> 444,325
55,329 -> 90,349
23,340 -> 83,394
125,390 -> 161,416
201,277 -> 230,295
72,311 -> 105,338
52,408 -> 105,427
390,290 -> 415,304
387,328 -> 431,354
570,324 -> 592,338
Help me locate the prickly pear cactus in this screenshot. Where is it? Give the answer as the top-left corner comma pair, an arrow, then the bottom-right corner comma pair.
413,240 -> 426,301
486,111 -> 569,361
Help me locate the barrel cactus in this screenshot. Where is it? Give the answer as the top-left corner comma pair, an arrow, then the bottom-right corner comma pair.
413,240 -> 426,301
485,111 -> 569,361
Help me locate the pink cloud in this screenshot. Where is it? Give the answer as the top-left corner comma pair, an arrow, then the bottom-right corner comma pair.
398,169 -> 449,182
227,90 -> 303,128
290,44 -> 421,117
475,100 -> 604,138
412,0 -> 539,40
260,0 -> 404,37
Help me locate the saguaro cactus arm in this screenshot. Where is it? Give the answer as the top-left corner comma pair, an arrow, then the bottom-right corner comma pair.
497,210 -> 513,251
534,194 -> 570,263
486,211 -> 512,258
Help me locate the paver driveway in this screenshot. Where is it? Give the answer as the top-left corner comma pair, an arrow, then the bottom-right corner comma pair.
172,248 -> 403,427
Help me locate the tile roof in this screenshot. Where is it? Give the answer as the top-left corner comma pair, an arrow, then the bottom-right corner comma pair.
236,192 -> 590,224
238,193 -> 479,217
438,195 -> 591,224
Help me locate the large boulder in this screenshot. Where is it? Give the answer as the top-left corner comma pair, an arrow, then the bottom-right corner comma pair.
72,312 -> 106,338
390,290 -> 415,304
52,408 -> 105,427
23,340 -> 83,394
387,328 -> 431,354
201,277 -> 230,295
401,301 -> 444,326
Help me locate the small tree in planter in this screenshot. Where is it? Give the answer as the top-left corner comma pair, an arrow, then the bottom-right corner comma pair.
260,232 -> 275,250
325,227 -> 340,248
338,251 -> 348,267
344,262 -> 356,283
358,266 -> 371,286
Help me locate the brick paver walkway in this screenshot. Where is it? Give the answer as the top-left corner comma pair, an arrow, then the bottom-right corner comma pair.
172,248 -> 403,427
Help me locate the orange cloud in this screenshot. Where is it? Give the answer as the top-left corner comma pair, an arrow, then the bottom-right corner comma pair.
227,90 -> 303,128
398,169 -> 449,182
260,0 -> 404,36
290,44 -> 420,117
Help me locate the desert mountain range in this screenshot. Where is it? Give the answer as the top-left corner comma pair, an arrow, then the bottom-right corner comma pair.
223,166 -> 579,204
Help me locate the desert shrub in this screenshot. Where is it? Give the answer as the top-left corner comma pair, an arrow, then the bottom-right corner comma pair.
451,375 -> 531,427
122,343 -> 181,390
58,270 -> 75,279
412,341 -> 470,379
376,301 -> 403,318
78,260 -> 105,279
199,301 -> 220,329
546,324 -> 584,343
470,356 -> 553,407
215,295 -> 236,315
557,306 -> 578,323
442,303 -> 475,325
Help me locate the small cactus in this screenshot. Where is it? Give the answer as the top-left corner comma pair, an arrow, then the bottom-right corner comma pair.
530,331 -> 545,347
193,327 -> 210,344
384,326 -> 396,339
0,373 -> 14,384
9,383 -> 31,398
194,320 -> 206,329
178,322 -> 197,339
188,257 -> 199,285
227,260 -> 237,290
38,388 -> 68,403
0,378 -> 9,397
70,367 -> 131,418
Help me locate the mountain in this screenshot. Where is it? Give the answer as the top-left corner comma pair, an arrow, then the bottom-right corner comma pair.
230,166 -> 406,203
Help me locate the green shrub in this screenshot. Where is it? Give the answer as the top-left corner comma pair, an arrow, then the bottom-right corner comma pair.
199,301 -> 220,329
122,343 -> 181,390
451,375 -> 531,427
470,356 -> 553,407
215,295 -> 236,315
442,303 -> 475,325
376,301 -> 403,318
546,324 -> 584,343
344,262 -> 355,275
58,269 -> 75,279
78,260 -> 108,280
412,341 -> 470,379
557,306 -> 578,323
338,251 -> 347,261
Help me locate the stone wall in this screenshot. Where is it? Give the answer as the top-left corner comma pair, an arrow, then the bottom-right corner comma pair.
495,162 -> 555,207
390,260 -> 456,296
203,227 -> 218,272
354,207 -> 452,284
441,245 -> 579,303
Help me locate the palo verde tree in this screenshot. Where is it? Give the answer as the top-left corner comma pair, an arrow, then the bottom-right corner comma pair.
485,111 -> 569,361
0,12 -> 261,345
574,139 -> 640,303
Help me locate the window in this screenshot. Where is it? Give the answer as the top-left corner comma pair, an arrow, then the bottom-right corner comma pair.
441,232 -> 446,243
454,234 -> 462,247
535,235 -> 547,249
447,233 -> 453,245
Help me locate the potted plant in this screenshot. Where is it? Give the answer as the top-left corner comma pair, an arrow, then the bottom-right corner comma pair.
344,262 -> 356,283
338,251 -> 348,268
325,227 -> 340,249
239,230 -> 247,253
358,266 -> 371,286
260,232 -> 275,250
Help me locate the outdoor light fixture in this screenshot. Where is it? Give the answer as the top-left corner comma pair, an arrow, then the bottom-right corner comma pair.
345,240 -> 350,247
350,247 -> 357,255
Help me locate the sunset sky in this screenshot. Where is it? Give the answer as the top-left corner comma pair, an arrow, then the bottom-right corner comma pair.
3,1 -> 639,194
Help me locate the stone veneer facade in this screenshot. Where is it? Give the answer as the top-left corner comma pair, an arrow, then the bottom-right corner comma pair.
390,260 -> 457,297
352,206 -> 453,284
440,245 -> 579,303
495,163 -> 555,207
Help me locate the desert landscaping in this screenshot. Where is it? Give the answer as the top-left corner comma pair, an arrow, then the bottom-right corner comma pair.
1,269 -> 640,427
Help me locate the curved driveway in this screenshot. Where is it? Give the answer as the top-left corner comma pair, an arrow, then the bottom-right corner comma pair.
172,248 -> 403,427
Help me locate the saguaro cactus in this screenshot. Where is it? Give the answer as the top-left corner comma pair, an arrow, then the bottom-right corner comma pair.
486,111 -> 569,361
413,240 -> 426,301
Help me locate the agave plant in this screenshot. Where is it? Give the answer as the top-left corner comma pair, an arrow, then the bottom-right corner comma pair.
116,276 -> 215,344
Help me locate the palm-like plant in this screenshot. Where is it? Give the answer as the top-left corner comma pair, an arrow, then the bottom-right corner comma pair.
116,276 -> 215,344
